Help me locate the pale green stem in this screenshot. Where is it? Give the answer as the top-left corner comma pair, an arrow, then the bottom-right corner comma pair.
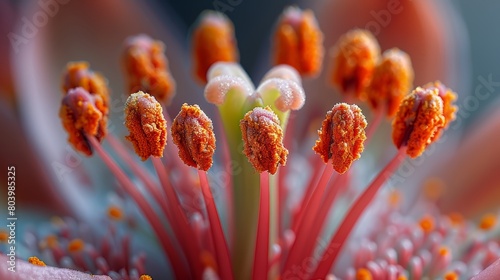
217,90 -> 261,280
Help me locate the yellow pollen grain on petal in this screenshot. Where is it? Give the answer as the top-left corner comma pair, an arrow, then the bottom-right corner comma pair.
124,91 -> 167,161
28,256 -> 46,267
67,238 -> 85,253
139,275 -> 153,280
107,205 -> 124,221
171,103 -> 216,171
419,215 -> 435,233
312,103 -> 367,174
122,35 -> 176,104
273,7 -> 324,77
479,213 -> 497,231
356,268 -> 373,280
328,29 -> 380,99
443,271 -> 458,280
192,11 -> 238,83
240,106 -> 288,175
0,230 -> 8,243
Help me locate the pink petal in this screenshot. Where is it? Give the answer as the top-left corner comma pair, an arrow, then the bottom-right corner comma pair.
0,254 -> 111,280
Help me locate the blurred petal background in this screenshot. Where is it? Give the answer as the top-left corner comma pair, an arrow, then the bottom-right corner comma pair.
1,0 -> 500,278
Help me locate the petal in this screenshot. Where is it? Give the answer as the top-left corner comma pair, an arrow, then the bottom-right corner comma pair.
0,254 -> 111,280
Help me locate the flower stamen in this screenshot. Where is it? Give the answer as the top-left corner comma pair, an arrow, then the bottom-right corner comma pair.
192,11 -> 238,83
327,29 -> 380,99
171,103 -> 216,171
62,61 -> 110,114
313,103 -> 367,174
240,107 -> 288,175
392,87 -> 446,158
367,48 -> 414,117
124,91 -> 167,161
123,35 -> 176,104
273,6 -> 324,77
479,214 -> 497,231
67,238 -> 85,253
59,87 -> 106,156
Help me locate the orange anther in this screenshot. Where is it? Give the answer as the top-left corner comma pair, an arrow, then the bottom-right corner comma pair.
479,213 -> 497,231
240,107 -> 288,175
124,91 -> 167,161
443,271 -> 458,280
67,238 -> 85,253
392,87 -> 445,158
192,11 -> 238,83
419,215 -> 435,233
273,7 -> 324,77
367,48 -> 414,117
123,35 -> 176,104
107,205 -> 124,221
171,104 -> 216,171
59,87 -> 107,156
328,29 -> 380,99
313,103 -> 367,174
356,268 -> 373,280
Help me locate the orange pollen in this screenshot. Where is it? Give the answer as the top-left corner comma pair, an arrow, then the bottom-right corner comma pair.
397,276 -> 408,280
422,81 -> 458,142
273,6 -> 324,77
367,48 -> 414,117
107,205 -> 124,221
479,213 -> 497,230
0,230 -> 8,243
28,256 -> 46,267
139,275 -> 153,280
388,190 -> 402,207
356,268 -> 373,280
62,61 -> 110,113
419,215 -> 435,233
423,177 -> 445,201
443,271 -> 458,280
328,29 -> 381,99
44,234 -> 59,249
124,91 -> 167,161
122,34 -> 176,104
171,103 -> 216,171
448,212 -> 464,227
59,87 -> 107,156
313,103 -> 367,174
438,246 -> 450,257
200,250 -> 218,272
67,238 -> 85,253
392,87 -> 446,158
240,106 -> 288,175
192,11 -> 238,83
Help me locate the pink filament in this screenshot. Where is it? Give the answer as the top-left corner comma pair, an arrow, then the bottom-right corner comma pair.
312,148 -> 407,278
253,172 -> 270,280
